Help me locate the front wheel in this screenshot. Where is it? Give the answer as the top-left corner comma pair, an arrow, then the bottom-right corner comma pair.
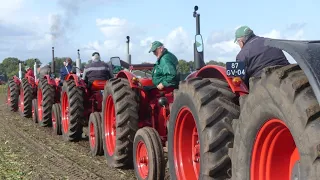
52,103 -> 62,135
133,127 -> 165,180
89,112 -> 103,156
32,99 -> 38,123
231,65 -> 320,180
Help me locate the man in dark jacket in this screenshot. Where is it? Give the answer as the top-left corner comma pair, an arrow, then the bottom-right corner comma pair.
234,26 -> 290,87
82,52 -> 113,84
149,41 -> 179,90
60,57 -> 73,81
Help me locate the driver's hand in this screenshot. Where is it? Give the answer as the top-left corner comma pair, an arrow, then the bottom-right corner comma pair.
157,83 -> 164,90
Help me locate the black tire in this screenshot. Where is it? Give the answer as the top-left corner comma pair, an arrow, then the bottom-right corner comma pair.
32,99 -> 38,123
89,112 -> 103,156
7,79 -> 19,112
19,78 -> 33,118
133,127 -> 165,180
168,77 -> 240,179
102,78 -> 139,168
38,78 -> 55,127
61,80 -> 84,141
231,64 -> 320,180
52,103 -> 62,135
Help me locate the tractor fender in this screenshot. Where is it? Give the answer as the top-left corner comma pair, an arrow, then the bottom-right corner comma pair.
12,76 -> 21,86
26,76 -> 36,88
42,75 -> 58,87
116,70 -> 141,89
192,65 -> 248,94
264,38 -> 320,104
65,74 -> 86,88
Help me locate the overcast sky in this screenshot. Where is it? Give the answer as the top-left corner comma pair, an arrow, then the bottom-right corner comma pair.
0,0 -> 319,65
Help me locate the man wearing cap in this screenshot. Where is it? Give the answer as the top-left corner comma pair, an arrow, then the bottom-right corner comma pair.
149,41 -> 179,90
234,25 -> 290,87
82,52 -> 113,84
60,57 -> 73,82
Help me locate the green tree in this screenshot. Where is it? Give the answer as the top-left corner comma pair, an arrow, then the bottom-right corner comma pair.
206,60 -> 226,67
25,58 -> 42,69
0,57 -> 21,78
177,59 -> 191,74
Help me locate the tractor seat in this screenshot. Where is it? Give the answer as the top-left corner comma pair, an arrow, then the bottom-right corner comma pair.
90,80 -> 107,91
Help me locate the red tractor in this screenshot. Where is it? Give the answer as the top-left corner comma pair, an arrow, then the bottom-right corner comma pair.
165,6 -> 320,180
7,60 -> 38,118
34,47 -> 62,130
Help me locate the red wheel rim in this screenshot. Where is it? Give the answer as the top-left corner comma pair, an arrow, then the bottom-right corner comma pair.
52,110 -> 56,130
89,121 -> 95,148
37,89 -> 43,121
61,92 -> 69,134
7,87 -> 10,105
174,107 -> 199,180
251,119 -> 300,180
136,141 -> 149,178
104,95 -> 116,156
19,87 -> 24,113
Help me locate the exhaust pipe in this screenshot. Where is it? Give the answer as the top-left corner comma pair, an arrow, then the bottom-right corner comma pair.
34,59 -> 37,81
193,6 -> 205,70
126,36 -> 131,64
76,49 -> 81,77
51,47 -> 55,75
18,62 -> 22,79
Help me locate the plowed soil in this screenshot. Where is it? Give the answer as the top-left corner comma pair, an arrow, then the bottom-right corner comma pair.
0,94 -> 136,180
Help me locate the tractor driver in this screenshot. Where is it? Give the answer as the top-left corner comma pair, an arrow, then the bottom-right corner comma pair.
234,26 -> 290,87
82,52 -> 113,85
149,41 -> 179,90
60,57 -> 73,81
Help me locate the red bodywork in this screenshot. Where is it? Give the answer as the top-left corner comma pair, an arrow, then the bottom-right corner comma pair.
187,65 -> 249,96
65,74 -> 105,121
41,74 -> 61,103
116,69 -> 173,144
115,64 -> 249,146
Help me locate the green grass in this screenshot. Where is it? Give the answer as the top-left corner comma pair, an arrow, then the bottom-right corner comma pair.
0,84 -> 7,94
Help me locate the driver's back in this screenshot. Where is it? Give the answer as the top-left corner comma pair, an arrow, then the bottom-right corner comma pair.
84,60 -> 113,83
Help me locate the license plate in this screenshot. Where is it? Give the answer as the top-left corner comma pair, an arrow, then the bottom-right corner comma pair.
226,62 -> 246,77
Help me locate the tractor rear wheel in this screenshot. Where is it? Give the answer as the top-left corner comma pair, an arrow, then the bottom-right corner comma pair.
231,64 -> 320,180
37,78 -> 55,127
32,99 -> 38,123
61,80 -> 84,141
102,78 -> 139,168
52,103 -> 62,135
7,79 -> 19,112
133,127 -> 165,180
168,77 -> 240,179
18,78 -> 33,118
89,112 -> 103,156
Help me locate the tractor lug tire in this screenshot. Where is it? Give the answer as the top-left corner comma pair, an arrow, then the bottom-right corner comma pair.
32,99 -> 38,123
168,77 -> 240,179
7,79 -> 19,112
38,78 -> 55,127
89,112 -> 103,156
231,64 -> 320,180
19,78 -> 33,118
52,103 -> 62,135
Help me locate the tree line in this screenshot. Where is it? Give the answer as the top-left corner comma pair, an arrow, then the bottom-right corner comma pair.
0,57 -> 225,82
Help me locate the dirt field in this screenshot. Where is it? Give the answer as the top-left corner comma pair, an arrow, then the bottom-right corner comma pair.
0,94 -> 136,180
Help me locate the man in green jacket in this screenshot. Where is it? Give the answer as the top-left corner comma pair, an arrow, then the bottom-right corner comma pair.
149,41 -> 179,90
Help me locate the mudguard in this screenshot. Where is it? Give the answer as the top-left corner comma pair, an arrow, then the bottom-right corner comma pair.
116,70 -> 141,89
264,39 -> 320,104
191,65 -> 248,94
65,74 -> 86,88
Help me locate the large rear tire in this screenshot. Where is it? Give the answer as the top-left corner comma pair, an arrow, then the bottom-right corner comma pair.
168,77 -> 240,179
61,80 -> 84,142
37,78 -> 55,127
19,78 -> 33,118
102,78 -> 139,168
231,65 -> 320,180
7,79 -> 19,112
